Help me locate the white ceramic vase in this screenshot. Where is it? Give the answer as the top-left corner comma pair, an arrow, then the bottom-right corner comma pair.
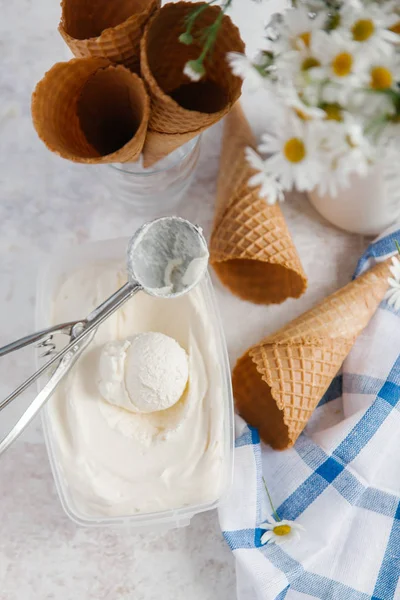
308,159 -> 400,236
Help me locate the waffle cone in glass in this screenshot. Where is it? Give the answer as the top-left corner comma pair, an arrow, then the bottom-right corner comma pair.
59,0 -> 160,71
31,58 -> 150,164
210,103 -> 307,304
140,1 -> 245,167
233,260 -> 391,450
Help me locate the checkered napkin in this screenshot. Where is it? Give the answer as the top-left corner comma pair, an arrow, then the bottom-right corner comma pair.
219,226 -> 400,600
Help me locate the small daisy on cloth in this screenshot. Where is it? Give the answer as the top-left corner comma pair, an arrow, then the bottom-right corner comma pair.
219,225 -> 400,600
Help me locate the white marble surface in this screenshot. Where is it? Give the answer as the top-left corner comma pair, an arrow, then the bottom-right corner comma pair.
0,1 -> 368,598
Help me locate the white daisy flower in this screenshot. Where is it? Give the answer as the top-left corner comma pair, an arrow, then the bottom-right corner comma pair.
274,5 -> 328,54
270,72 -> 325,120
310,31 -> 364,104
338,2 -> 400,57
385,255 -> 400,311
353,52 -> 400,117
343,121 -> 376,176
227,52 -> 268,91
313,130 -> 352,197
315,118 -> 375,194
276,45 -> 322,80
280,86 -> 325,120
183,60 -> 205,82
287,89 -> 325,120
245,147 -> 285,204
260,514 -> 305,547
314,161 -> 351,198
258,113 -> 323,192
300,81 -> 326,110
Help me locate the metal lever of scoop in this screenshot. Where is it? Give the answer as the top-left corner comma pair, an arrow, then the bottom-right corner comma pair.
0,322 -> 79,358
0,281 -> 141,414
0,328 -> 96,456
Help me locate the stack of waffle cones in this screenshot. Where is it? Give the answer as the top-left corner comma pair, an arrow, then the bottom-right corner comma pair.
233,260 -> 391,450
32,1 -> 245,166
210,103 -> 307,304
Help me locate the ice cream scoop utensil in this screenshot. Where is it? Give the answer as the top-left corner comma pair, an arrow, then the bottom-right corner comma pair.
0,217 -> 209,455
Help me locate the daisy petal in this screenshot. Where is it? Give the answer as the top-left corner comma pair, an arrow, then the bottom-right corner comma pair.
388,277 -> 400,288
260,515 -> 280,529
261,531 -> 275,545
248,173 -> 265,188
245,147 -> 265,172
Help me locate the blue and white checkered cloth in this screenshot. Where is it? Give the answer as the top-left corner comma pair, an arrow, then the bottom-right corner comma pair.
219,226 -> 400,600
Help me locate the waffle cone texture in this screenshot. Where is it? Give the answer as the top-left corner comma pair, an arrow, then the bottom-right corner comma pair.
140,1 -> 245,167
210,103 -> 307,304
59,0 -> 160,71
233,260 -> 391,450
31,57 -> 150,164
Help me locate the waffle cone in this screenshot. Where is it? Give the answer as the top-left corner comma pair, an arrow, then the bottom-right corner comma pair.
59,0 -> 160,71
140,1 -> 245,167
32,58 -> 150,164
210,103 -> 307,304
233,260 -> 391,450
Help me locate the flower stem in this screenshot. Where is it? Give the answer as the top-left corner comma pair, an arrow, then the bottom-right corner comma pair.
183,1 -> 217,38
180,0 -> 233,68
395,240 -> 400,256
262,476 -> 281,522
199,11 -> 224,61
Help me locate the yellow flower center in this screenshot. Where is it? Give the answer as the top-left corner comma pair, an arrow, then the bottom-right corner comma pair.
273,525 -> 292,536
370,66 -> 393,90
352,19 -> 375,41
323,103 -> 342,121
332,52 -> 353,77
389,20 -> 400,35
283,138 -> 306,163
294,108 -> 311,121
301,57 -> 321,71
298,31 -> 311,47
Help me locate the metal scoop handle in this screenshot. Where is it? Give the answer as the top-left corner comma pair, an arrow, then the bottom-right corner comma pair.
0,322 -> 79,358
0,328 -> 96,455
0,281 -> 141,455
0,216 -> 209,457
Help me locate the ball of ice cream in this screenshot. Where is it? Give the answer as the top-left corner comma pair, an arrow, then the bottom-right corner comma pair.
97,333 -> 189,413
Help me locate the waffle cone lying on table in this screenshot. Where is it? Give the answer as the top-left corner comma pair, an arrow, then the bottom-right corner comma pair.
59,0 -> 160,71
141,1 -> 245,167
31,57 -> 150,164
233,260 -> 391,450
210,103 -> 307,304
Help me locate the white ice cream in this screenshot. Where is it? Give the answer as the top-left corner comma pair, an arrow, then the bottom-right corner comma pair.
97,333 -> 189,413
48,262 -> 224,518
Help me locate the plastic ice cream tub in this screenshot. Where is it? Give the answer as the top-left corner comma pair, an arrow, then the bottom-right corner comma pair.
35,237 -> 234,530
